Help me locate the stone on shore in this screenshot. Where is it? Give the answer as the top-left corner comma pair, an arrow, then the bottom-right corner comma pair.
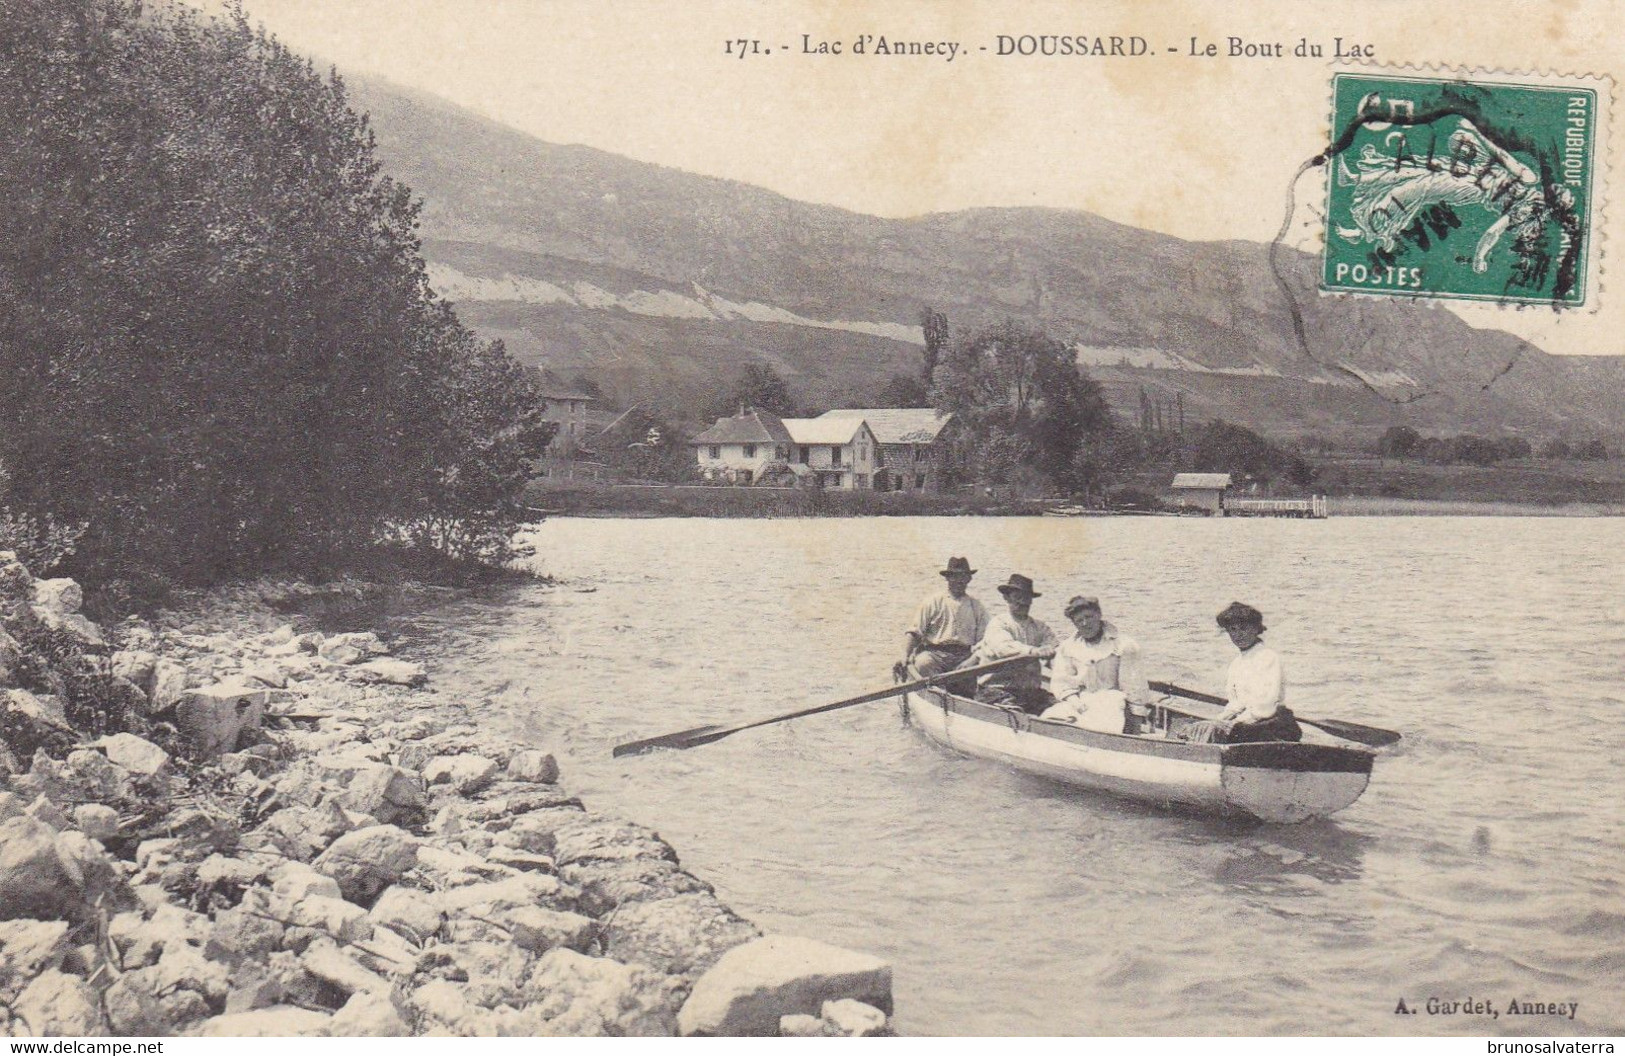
822,998 -> 889,1036
601,891 -> 761,979
0,817 -> 80,920
368,886 -> 443,944
31,578 -> 83,614
92,732 -> 171,775
348,658 -> 426,686
677,935 -> 893,1037
330,991 -> 410,1036
15,969 -> 106,1036
521,948 -> 685,1037
299,937 -> 389,996
506,750 -> 559,784
73,803 -> 120,840
191,1006 -> 332,1037
0,920 -> 71,999
423,754 -> 499,794
313,824 -> 419,902
317,632 -> 385,665
333,765 -> 427,826
176,681 -> 268,758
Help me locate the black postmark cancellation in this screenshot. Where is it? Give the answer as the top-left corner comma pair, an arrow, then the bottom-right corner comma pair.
1393,995 -> 1581,1021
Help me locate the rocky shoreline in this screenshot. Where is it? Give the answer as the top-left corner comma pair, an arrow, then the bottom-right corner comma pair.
0,554 -> 893,1037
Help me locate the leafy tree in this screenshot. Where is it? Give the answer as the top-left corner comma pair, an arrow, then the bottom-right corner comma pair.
704,361 -> 797,422
1377,425 -> 1422,459
920,307 -> 950,388
1186,421 -> 1314,489
876,372 -> 929,408
0,0 -> 551,584
935,320 -> 1113,492
1541,438 -> 1573,460
1575,438 -> 1609,461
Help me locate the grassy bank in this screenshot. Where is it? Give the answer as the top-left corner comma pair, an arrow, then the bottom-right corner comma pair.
522,481 -> 1047,518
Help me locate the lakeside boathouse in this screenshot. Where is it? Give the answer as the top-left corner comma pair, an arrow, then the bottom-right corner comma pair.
1167,472 -> 1328,518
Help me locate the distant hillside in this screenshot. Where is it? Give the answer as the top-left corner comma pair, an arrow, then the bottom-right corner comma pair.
348,78 -> 1625,443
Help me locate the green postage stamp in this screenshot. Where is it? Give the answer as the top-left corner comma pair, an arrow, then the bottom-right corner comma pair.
1322,70 -> 1606,307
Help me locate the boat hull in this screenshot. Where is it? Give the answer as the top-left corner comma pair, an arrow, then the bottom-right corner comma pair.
904,688 -> 1372,824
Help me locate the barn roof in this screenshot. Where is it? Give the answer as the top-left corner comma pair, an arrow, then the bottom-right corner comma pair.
818,408 -> 953,444
1171,473 -> 1233,489
690,409 -> 793,445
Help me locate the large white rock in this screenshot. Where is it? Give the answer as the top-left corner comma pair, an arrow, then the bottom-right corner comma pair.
73,803 -> 119,841
31,578 -> 83,614
0,920 -> 71,995
300,937 -> 389,996
0,817 -> 79,920
333,765 -> 427,826
93,732 -> 171,775
272,861 -> 343,901
423,754 -> 499,794
677,935 -> 893,1037
506,750 -> 560,784
191,1006 -> 332,1036
288,895 -> 372,944
176,681 -> 268,758
821,998 -> 888,1036
150,659 -> 190,710
317,632 -> 385,665
15,969 -> 106,1036
330,991 -> 409,1036
347,658 -> 426,686
520,947 -> 683,1037
314,825 -> 419,903
368,886 -> 442,943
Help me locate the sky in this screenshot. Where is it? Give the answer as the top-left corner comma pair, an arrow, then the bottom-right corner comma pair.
221,0 -> 1623,355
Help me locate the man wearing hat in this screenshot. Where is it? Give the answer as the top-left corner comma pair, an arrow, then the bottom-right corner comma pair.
894,557 -> 991,683
1040,596 -> 1152,734
1205,602 -> 1301,743
957,574 -> 1059,713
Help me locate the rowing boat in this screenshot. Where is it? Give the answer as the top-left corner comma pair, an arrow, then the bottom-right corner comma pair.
902,687 -> 1374,823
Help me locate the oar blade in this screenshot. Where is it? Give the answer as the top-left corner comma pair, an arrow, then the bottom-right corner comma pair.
1301,718 -> 1402,749
612,724 -> 726,758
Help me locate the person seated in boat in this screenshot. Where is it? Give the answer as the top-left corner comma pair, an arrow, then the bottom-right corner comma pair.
1039,595 -> 1152,734
1202,602 -> 1302,744
894,556 -> 990,687
956,573 -> 1058,714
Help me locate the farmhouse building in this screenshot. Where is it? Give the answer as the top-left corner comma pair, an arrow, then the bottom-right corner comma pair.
690,408 -> 794,484
818,408 -> 953,491
538,385 -> 597,457
778,417 -> 880,489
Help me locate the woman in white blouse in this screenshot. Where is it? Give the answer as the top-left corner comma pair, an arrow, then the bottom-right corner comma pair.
1209,602 -> 1303,744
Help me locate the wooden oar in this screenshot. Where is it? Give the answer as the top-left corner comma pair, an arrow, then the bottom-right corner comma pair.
612,656 -> 1031,758
1148,681 -> 1401,748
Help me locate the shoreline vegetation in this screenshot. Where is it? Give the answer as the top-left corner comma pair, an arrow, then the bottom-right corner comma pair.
520,461 -> 1625,519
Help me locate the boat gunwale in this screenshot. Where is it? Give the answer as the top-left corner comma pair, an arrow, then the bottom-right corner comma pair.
911,687 -> 1374,775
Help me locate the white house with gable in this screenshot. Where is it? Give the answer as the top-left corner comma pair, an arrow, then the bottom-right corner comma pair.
780,417 -> 879,489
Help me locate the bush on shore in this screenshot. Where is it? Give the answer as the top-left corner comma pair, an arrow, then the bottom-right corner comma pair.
0,0 -> 552,598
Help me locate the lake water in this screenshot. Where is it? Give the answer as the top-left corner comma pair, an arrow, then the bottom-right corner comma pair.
390,516 -> 1625,1036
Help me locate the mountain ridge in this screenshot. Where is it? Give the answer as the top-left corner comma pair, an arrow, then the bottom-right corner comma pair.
345,76 -> 1625,442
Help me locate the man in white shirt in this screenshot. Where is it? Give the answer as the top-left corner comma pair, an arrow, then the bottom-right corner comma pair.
959,574 -> 1058,713
1209,602 -> 1302,743
895,556 -> 990,683
1040,596 -> 1151,734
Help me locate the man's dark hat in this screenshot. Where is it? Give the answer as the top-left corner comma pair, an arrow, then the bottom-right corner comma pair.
940,556 -> 976,577
1216,601 -> 1266,631
996,573 -> 1041,599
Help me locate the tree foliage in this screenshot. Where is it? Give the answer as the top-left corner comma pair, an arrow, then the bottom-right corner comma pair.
703,361 -> 800,421
0,0 -> 552,585
934,321 -> 1113,492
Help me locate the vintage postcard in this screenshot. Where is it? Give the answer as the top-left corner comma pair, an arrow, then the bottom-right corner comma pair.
1,0 -> 1622,1043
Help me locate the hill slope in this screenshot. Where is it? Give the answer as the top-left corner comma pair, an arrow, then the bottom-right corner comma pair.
348,78 -> 1625,442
